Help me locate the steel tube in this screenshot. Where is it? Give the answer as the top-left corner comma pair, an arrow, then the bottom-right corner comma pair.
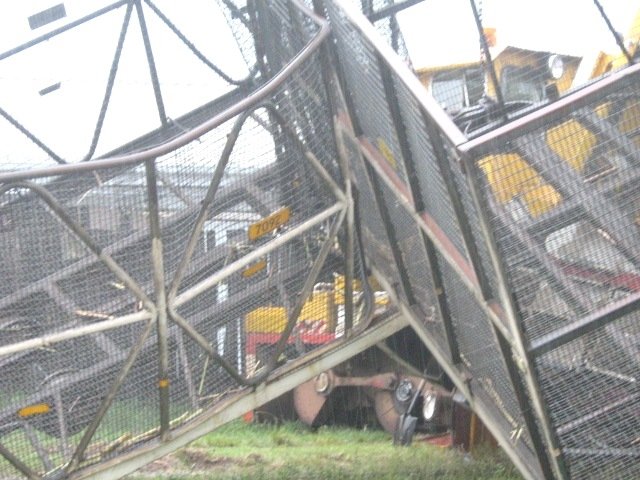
170,207 -> 346,387
173,202 -> 345,306
0,105 -> 64,164
0,441 -> 39,480
0,1 -> 129,62
82,1 -> 135,162
0,0 -> 331,183
135,0 -> 167,126
366,0 -> 425,22
357,136 -> 515,345
255,208 -> 347,383
66,319 -> 156,472
530,290 -> 640,356
0,310 -> 151,358
167,109 -> 250,300
144,160 -> 171,439
462,153 -> 569,479
72,313 -> 409,480
0,181 -> 155,310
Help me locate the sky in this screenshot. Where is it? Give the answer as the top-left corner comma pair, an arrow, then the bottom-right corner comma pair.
0,0 -> 249,167
0,0 -> 638,167
397,0 -> 639,69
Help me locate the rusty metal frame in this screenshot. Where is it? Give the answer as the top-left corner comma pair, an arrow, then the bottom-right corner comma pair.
168,204 -> 347,386
0,4 -> 337,478
72,312 -> 409,480
369,264 -> 541,480
324,3 -> 566,479
461,153 -> 570,479
458,61 -> 640,451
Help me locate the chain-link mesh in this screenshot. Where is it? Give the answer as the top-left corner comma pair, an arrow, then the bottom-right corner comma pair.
0,1 -> 372,478
535,311 -> 640,479
405,0 -> 640,137
3,0 -> 640,479
468,66 -> 640,478
328,1 -> 640,479
326,2 -> 546,477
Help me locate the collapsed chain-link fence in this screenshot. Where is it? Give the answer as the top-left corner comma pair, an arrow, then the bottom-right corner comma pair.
326,1 -> 640,479
0,2 -> 382,478
1,0 -> 640,479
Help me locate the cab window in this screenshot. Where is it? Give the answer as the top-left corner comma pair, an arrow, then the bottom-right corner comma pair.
431,67 -> 484,112
500,66 -> 544,103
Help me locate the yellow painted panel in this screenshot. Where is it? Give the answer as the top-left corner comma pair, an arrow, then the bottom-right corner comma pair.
479,153 -> 561,218
546,120 -> 597,173
619,99 -> 640,149
245,306 -> 288,334
248,207 -> 291,241
377,137 -> 398,170
245,293 -> 337,334
299,292 -> 336,332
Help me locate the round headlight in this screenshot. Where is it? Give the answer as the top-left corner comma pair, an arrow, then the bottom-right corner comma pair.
422,392 -> 438,421
548,54 -> 564,80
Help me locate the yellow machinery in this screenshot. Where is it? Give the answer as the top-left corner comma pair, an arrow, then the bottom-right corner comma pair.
415,13 -> 640,219
243,276 -> 451,441
417,6 -> 640,112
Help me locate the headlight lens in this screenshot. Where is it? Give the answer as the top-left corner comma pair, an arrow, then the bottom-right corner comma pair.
422,392 -> 437,420
548,54 -> 564,80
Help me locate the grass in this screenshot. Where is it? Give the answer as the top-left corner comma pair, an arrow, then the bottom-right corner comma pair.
0,397 -> 183,477
126,421 -> 523,480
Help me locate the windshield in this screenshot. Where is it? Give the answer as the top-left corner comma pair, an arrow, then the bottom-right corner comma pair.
501,65 -> 545,103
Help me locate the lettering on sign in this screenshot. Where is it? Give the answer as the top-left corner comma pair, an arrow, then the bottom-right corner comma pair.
248,207 -> 291,241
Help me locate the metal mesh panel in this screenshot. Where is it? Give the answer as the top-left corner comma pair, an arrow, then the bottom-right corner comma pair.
393,78 -> 466,254
326,3 -> 548,477
0,2 -> 370,478
465,52 -> 640,480
4,0 -> 639,478
439,257 -> 535,454
328,3 -> 411,188
442,136 -> 502,302
0,179 -> 147,347
375,179 -> 450,356
469,82 -> 640,342
340,127 -> 405,302
536,311 -> 640,479
0,323 -> 148,477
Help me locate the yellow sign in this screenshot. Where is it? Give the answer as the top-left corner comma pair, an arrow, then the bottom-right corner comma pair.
18,403 -> 51,418
243,258 -> 267,278
248,207 -> 291,241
